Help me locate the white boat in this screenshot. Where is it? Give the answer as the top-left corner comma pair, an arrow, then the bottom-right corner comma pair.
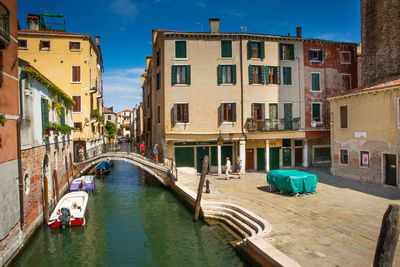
48,191 -> 89,228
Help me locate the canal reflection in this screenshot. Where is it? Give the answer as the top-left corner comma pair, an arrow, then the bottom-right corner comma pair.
11,161 -> 246,267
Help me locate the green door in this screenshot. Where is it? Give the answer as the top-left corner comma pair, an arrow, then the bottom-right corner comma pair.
282,148 -> 292,167
196,146 -> 210,172
284,103 -> 293,130
175,147 -> 194,167
221,146 -> 233,165
269,147 -> 280,170
257,148 -> 265,170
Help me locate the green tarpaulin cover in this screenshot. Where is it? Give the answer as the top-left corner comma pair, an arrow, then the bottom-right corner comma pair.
267,170 -> 319,193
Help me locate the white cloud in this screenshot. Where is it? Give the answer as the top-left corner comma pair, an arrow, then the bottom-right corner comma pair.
222,8 -> 247,18
110,0 -> 137,18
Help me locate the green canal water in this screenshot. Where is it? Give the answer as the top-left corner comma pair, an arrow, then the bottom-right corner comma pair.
12,161 -> 246,266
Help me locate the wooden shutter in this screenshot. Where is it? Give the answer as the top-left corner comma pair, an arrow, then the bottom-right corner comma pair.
41,98 -> 49,132
340,106 -> 348,128
221,40 -> 232,57
290,44 -> 294,60
73,96 -> 81,112
277,67 -> 281,85
260,41 -> 265,59
279,43 -> 283,60
218,104 -> 223,125
232,103 -> 236,122
318,50 -> 323,61
72,66 -> 80,82
171,66 -> 177,85
217,65 -> 222,85
260,66 -> 265,84
184,104 -> 189,122
61,108 -> 65,126
173,104 -> 178,125
265,67 -> 270,84
248,65 -> 254,84
312,104 -> 321,122
251,103 -> 255,118
247,41 -> 252,59
232,65 -> 236,84
261,103 -> 265,119
186,65 -> 191,85
312,73 -> 320,91
175,41 -> 186,58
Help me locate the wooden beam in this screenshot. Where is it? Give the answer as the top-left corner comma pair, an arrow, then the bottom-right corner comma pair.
193,155 -> 209,221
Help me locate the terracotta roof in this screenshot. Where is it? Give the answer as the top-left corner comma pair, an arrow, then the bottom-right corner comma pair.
329,74 -> 400,100
103,106 -> 114,114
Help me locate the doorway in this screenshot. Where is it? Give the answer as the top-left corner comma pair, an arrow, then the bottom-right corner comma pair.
295,148 -> 303,167
257,148 -> 265,171
269,147 -> 280,170
384,154 -> 397,186
246,149 -> 254,170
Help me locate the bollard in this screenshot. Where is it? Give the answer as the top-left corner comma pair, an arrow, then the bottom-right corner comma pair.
205,179 -> 210,194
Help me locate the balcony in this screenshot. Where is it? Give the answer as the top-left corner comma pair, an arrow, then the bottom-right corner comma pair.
0,2 -> 9,49
245,118 -> 301,132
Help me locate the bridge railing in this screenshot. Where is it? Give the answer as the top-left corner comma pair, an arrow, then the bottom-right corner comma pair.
164,157 -> 178,182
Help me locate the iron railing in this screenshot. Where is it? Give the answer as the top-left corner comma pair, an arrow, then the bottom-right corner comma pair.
245,117 -> 301,132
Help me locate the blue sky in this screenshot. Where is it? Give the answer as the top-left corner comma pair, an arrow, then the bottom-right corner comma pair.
17,0 -> 361,112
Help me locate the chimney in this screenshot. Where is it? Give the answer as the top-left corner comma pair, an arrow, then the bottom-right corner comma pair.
27,14 -> 40,31
209,18 -> 220,34
296,27 -> 302,38
95,35 -> 100,44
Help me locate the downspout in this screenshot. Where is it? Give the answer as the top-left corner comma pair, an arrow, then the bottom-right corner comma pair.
296,56 -> 302,129
239,35 -> 246,139
17,73 -> 24,228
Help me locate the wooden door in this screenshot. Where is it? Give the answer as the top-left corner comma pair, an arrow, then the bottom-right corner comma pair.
385,154 -> 397,186
295,148 -> 302,167
257,148 -> 265,171
269,148 -> 280,170
246,149 -> 254,170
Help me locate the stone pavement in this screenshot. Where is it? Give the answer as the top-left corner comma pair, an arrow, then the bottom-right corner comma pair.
177,167 -> 400,267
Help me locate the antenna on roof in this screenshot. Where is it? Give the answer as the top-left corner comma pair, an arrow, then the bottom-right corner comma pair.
240,26 -> 247,33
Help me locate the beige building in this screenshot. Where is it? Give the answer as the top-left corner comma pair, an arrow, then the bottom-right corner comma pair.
329,77 -> 400,187
145,19 -> 309,173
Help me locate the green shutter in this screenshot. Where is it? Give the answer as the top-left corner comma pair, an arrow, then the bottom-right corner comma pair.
260,66 -> 265,84
277,67 -> 281,85
41,98 -> 49,132
221,40 -> 232,58
260,41 -> 265,59
232,65 -> 236,84
247,41 -> 252,59
175,41 -> 186,58
60,108 -> 65,126
265,66 -> 270,84
217,65 -> 222,85
171,65 -> 177,85
318,50 -> 323,61
312,73 -> 320,91
312,103 -> 321,122
186,65 -> 191,85
290,44 -> 294,60
248,65 -> 254,84
279,43 -> 283,60
308,50 -> 313,60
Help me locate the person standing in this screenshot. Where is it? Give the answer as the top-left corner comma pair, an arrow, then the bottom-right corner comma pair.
153,144 -> 159,163
140,141 -> 145,158
225,157 -> 231,180
236,156 -> 242,179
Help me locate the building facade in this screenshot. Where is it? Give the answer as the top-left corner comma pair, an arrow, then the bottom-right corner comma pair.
18,14 -> 104,162
117,109 -> 133,139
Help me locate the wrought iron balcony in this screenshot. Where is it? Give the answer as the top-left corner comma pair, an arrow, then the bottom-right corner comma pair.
0,2 -> 10,49
245,118 -> 301,132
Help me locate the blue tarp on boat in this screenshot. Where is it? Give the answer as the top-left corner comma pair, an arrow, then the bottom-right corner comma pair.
95,161 -> 111,171
267,170 -> 319,194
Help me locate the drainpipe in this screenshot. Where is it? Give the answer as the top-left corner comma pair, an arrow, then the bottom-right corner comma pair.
295,56 -> 302,129
17,74 -> 24,228
239,35 -> 246,139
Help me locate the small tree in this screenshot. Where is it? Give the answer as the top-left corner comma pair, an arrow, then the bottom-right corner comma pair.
105,121 -> 117,141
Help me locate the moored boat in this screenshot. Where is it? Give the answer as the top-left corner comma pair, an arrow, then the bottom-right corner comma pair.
95,161 -> 111,175
70,177 -> 83,191
82,175 -> 95,192
48,191 -> 89,228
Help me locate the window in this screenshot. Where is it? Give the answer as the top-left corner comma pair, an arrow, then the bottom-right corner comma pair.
280,43 -> 294,60
341,74 -> 351,91
40,40 -> 50,50
311,73 -> 321,91
60,108 -> 65,126
251,103 -> 265,120
217,65 -> 236,84
157,105 -> 160,124
312,103 -> 321,123
249,65 -> 264,84
69,41 -> 81,51
221,40 -> 232,58
308,49 -> 323,61
171,65 -> 191,85
173,103 -> 189,123
107,115 -> 111,120
24,173 -> 30,194
219,103 -> 236,123
314,147 -> 331,162
340,106 -> 348,128
72,66 -> 81,83
41,98 -> 49,133
340,51 -> 351,64
282,66 -> 292,85
282,139 -> 291,147
269,103 -> 278,121
175,41 -> 186,58
247,41 -> 264,59
72,96 -> 81,112
156,49 -> 160,66
266,66 -> 280,85
74,122 -> 82,131
360,151 -> 369,167
18,39 -> 27,49
156,72 -> 160,89
340,150 -> 348,164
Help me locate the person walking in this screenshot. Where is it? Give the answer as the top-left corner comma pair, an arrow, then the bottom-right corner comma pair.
78,146 -> 84,162
153,144 -> 159,163
225,157 -> 232,180
236,156 -> 242,179
140,141 -> 145,158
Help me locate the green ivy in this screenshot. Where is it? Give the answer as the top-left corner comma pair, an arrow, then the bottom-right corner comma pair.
0,114 -> 6,126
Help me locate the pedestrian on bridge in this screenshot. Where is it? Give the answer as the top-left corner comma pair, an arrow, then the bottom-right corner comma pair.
153,144 -> 159,163
140,141 -> 145,158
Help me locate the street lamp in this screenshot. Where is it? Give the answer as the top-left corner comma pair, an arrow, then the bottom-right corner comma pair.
217,131 -> 224,146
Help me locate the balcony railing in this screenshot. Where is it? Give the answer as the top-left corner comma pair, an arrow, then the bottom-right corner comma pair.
0,2 -> 10,49
245,118 -> 301,132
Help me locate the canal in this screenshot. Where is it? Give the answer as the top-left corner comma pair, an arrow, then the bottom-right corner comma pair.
12,161 -> 246,266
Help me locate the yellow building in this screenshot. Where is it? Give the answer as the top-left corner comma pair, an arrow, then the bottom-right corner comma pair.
18,14 -> 104,161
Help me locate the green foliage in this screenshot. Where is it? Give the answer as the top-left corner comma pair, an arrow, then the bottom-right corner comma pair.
105,121 -> 117,140
45,122 -> 74,135
0,114 -> 6,126
59,125 -> 74,135
90,109 -> 101,119
98,115 -> 105,123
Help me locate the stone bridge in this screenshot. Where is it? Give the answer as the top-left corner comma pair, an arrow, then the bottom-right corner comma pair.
73,152 -> 176,186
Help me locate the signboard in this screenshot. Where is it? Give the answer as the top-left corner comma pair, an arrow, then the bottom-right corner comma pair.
354,132 -> 367,138
269,140 -> 282,148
